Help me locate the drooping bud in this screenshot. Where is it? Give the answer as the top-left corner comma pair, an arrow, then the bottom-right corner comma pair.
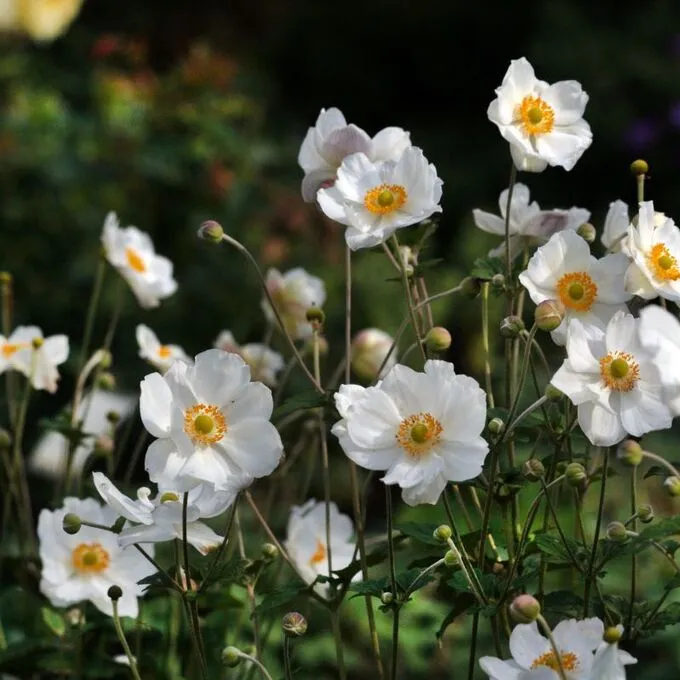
96,372 -> 116,391
443,550 -> 459,567
606,521 -> 629,543
603,626 -> 623,644
535,299 -> 565,332
577,222 -> 596,244
62,513 -> 82,535
380,591 -> 394,605
282,612 -> 307,637
106,410 -> 121,425
630,159 -> 649,176
565,462 -> 587,487
222,646 -> 242,667
509,594 -> 540,623
664,476 -> 680,497
425,327 -> 452,353
306,306 -> 325,326
500,315 -> 524,338
433,525 -> 452,542
487,417 -> 505,437
523,458 -> 545,482
197,220 -> 224,243
107,585 -> 123,601
351,328 -> 396,381
261,543 -> 279,562
637,504 -> 654,524
544,384 -> 564,402
461,276 -> 481,299
616,440 -> 643,467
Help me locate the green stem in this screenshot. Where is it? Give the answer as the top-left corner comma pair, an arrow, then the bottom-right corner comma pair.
626,469 -> 638,635
481,282 -> 495,409
77,256 -> 106,375
540,478 -> 582,571
536,615 -> 567,680
584,447 -> 609,616
504,165 -> 518,282
199,497 -> 239,593
238,652 -> 274,680
283,636 -> 294,680
385,485 -> 399,680
112,599 -> 142,680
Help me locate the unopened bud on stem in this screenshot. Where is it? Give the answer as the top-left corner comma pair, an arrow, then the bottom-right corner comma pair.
577,222 -> 596,244
665,476 -> 680,497
565,462 -> 587,487
222,646 -> 241,667
523,458 -> 545,482
198,220 -> 224,243
606,521 -> 629,543
637,504 -> 654,523
282,612 -> 307,637
509,594 -> 540,623
425,327 -> 451,352
107,585 -> 122,601
603,626 -> 623,644
617,440 -> 643,467
62,513 -> 81,535
500,316 -> 524,338
630,159 -> 649,176
535,299 -> 565,332
433,525 -> 452,542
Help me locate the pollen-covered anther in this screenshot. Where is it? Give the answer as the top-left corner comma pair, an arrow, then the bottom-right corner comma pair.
125,247 -> 147,273
599,351 -> 640,392
531,650 -> 578,672
364,184 -> 408,215
72,543 -> 110,574
647,243 -> 680,281
517,95 -> 555,136
556,271 -> 598,312
396,412 -> 443,458
183,403 -> 227,445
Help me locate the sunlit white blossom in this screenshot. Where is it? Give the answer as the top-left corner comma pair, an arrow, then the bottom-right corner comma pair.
519,231 -> 631,344
136,324 -> 188,373
317,147 -> 442,250
332,360 -> 488,506
351,328 -> 396,381
601,200 -> 629,253
101,212 -> 177,309
298,107 -> 411,202
285,499 -> 355,598
38,497 -> 155,618
551,312 -> 671,447
487,57 -> 592,172
214,330 -> 284,387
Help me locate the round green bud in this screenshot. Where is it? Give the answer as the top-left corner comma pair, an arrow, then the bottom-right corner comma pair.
630,159 -> 649,176
282,612 -> 307,637
62,513 -> 82,535
523,458 -> 545,482
106,410 -> 121,425
509,594 -> 541,623
487,417 -> 505,436
380,591 -> 394,605
606,521 -> 629,543
638,504 -> 654,524
616,439 -> 643,467
32,337 -> 44,349
433,525 -> 452,542
261,543 -> 279,562
577,222 -> 596,244
443,550 -> 459,568
107,585 -> 123,601
535,299 -> 565,332
96,372 -> 116,391
603,626 -> 623,644
198,220 -> 224,243
500,315 -> 525,338
0,427 -> 12,449
222,646 -> 242,668
425,327 -> 452,352
665,476 -> 680,497
461,276 -> 481,299
544,384 -> 564,402
98,350 -> 112,369
305,306 -> 325,325
565,462 -> 587,487
491,273 -> 505,289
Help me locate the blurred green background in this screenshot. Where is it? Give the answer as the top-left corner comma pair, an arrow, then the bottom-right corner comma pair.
3,0 -> 680,677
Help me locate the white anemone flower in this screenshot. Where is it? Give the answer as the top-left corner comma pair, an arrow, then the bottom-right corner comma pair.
136,324 -> 188,373
623,201 -> 680,301
332,360 -> 488,506
350,328 -> 396,381
551,311 -> 672,447
101,212 -> 178,309
590,626 -> 637,680
0,325 -> 69,393
261,267 -> 326,340
214,330 -> 284,387
298,107 -> 411,202
140,349 -> 282,492
473,183 -> 591,260
487,57 -> 592,172
284,499 -> 355,598
518,231 -> 631,345
317,147 -> 443,251
601,200 -> 630,253
38,497 -> 155,618
92,472 -> 240,555
480,617 -> 604,679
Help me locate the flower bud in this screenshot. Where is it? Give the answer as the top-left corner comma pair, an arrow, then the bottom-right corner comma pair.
32,337 -> 44,349
565,462 -> 587,487
523,458 -> 545,482
460,276 -> 481,299
306,306 -> 325,326
222,646 -> 242,667
0,271 -> 12,286
443,550 -> 459,567
500,315 -> 524,338
198,220 -> 224,243
606,521 -> 629,543
107,585 -> 123,601
544,384 -> 564,402
492,561 -> 506,575
380,591 -> 394,605
0,427 -> 11,449
487,417 -> 505,436
491,273 -> 505,289
96,371 -> 116,391
261,543 -> 279,562
535,299 -> 565,332
665,476 -> 680,497
637,504 -> 654,524
281,612 -> 307,637
577,222 -> 596,244
62,513 -> 81,535
351,329 -> 396,381
98,350 -> 112,369
509,594 -> 540,623
603,625 -> 623,644
433,525 -> 452,542
616,440 -> 643,467
630,159 -> 649,176
106,410 -> 121,425
425,327 -> 451,353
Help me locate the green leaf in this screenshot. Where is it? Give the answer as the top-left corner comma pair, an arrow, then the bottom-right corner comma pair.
40,608 -> 65,638
436,592 -> 476,639
470,256 -> 504,281
638,601 -> 680,636
397,522 -> 443,546
532,534 -> 582,566
542,590 -> 585,617
272,390 -> 329,421
333,534 -> 407,582
643,465 -> 680,479
348,577 -> 389,598
254,580 -> 309,615
631,517 -> 680,548
448,569 -> 498,598
201,557 -> 249,590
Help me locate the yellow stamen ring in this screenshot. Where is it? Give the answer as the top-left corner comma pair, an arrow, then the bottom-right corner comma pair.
531,650 -> 578,672
647,243 -> 680,281
517,95 -> 555,136
364,184 -> 407,215
183,403 -> 227,445
599,351 -> 640,392
556,271 -> 598,312
72,543 -> 110,574
396,412 -> 443,458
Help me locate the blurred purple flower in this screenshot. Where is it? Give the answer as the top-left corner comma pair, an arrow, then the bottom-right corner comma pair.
623,117 -> 660,151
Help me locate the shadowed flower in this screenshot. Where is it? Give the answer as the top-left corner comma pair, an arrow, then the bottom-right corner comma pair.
136,324 -> 188,373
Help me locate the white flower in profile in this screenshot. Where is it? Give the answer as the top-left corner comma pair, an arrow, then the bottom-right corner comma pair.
351,328 -> 396,381
92,472 -> 241,555
601,200 -> 630,253
317,147 -> 443,251
136,324 -> 188,373
473,183 -> 591,260
298,107 -> 411,202
101,212 -> 178,309
261,267 -> 326,340
590,626 -> 636,680
38,497 -> 155,618
551,312 -> 672,447
332,360 -> 488,506
140,349 -> 282,492
487,57 -> 592,172
0,326 -> 69,393
519,231 -> 631,345
214,330 -> 284,387
284,499 -> 355,597
623,201 -> 680,301
480,617 -> 604,679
